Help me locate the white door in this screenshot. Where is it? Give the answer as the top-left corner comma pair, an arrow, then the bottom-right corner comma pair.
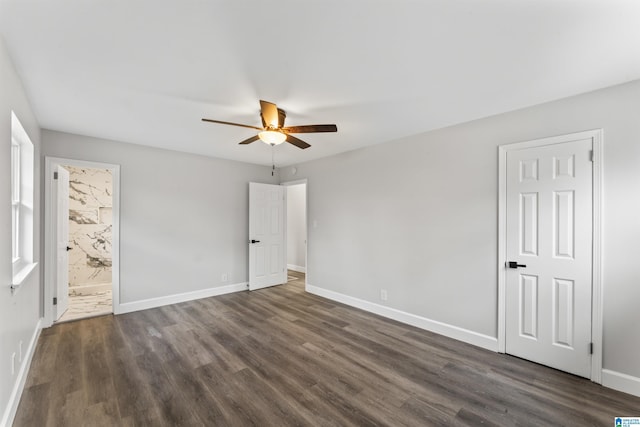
505,138 -> 592,378
249,182 -> 286,290
55,166 -> 70,320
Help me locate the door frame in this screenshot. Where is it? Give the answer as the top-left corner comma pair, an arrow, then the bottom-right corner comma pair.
43,156 -> 121,326
281,179 -> 308,291
497,129 -> 603,383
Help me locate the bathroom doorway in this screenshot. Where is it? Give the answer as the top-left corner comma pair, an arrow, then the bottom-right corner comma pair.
57,165 -> 113,322
44,157 -> 120,326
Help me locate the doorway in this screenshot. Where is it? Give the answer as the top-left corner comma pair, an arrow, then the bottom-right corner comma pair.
283,180 -> 307,289
497,129 -> 603,382
58,165 -> 113,322
44,157 -> 121,326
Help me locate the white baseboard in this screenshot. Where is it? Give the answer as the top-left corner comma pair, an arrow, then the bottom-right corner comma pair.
602,369 -> 640,398
2,318 -> 42,427
305,284 -> 498,352
116,282 -> 247,314
287,264 -> 306,273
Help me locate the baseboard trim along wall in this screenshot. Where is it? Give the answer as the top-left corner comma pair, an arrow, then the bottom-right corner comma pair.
116,282 -> 248,314
2,318 -> 42,427
287,264 -> 306,273
602,369 -> 640,398
306,283 -> 498,352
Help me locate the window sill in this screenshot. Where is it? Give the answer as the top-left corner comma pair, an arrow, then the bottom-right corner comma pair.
12,262 -> 38,291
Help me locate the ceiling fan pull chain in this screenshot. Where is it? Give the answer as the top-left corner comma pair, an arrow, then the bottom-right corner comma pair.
272,145 -> 275,176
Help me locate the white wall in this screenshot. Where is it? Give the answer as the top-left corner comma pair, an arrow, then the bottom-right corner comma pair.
279,79 -> 640,385
42,130 -> 278,304
286,184 -> 306,272
0,37 -> 42,425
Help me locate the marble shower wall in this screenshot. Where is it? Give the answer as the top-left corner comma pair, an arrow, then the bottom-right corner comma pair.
65,166 -> 113,286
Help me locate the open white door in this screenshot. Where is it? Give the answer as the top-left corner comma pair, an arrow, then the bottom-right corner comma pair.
249,182 -> 286,291
505,137 -> 593,378
55,166 -> 70,320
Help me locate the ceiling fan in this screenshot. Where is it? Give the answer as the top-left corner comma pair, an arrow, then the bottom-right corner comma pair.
202,100 -> 337,149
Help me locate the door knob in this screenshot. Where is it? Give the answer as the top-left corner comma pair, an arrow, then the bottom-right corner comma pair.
507,261 -> 527,269
250,240 -> 261,244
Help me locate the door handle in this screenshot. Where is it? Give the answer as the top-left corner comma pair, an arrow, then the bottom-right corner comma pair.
507,261 -> 527,269
250,240 -> 261,244
66,246 -> 73,251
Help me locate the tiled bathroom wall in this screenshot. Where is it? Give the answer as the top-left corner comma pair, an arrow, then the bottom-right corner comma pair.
65,166 -> 113,287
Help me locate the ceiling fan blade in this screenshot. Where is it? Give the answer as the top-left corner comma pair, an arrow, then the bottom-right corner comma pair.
286,134 -> 311,149
277,108 -> 286,128
238,135 -> 260,145
202,118 -> 263,131
282,124 -> 337,134
260,100 -> 279,128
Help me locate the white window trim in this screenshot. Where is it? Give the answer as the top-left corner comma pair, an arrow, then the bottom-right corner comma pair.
11,138 -> 20,264
10,111 -> 37,291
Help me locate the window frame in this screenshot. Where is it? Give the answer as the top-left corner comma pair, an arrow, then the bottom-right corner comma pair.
11,137 -> 21,264
10,111 -> 37,289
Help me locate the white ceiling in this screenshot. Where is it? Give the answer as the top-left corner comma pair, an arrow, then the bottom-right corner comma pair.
1,1 -> 640,167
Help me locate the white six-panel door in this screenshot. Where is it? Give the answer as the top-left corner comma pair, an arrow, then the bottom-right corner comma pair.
505,138 -> 593,378
249,182 -> 286,291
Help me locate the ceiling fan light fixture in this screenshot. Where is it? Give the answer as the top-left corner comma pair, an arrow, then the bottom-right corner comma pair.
258,130 -> 286,145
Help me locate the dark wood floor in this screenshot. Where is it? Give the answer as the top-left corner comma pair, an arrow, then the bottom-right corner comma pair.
14,271 -> 640,426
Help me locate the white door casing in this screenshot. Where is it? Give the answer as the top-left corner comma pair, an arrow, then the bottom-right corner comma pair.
503,134 -> 597,379
44,156 -> 120,327
55,166 -> 70,320
249,182 -> 286,290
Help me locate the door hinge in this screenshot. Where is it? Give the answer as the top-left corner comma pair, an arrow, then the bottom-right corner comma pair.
53,297 -> 58,305
589,150 -> 594,162
53,171 -> 58,180
589,342 -> 593,354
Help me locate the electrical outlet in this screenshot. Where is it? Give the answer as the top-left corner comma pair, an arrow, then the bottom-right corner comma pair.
221,273 -> 228,282
380,289 -> 388,301
11,352 -> 16,375
19,341 -> 23,362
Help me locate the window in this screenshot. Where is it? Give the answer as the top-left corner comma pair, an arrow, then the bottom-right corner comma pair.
11,111 -> 36,287
11,137 -> 20,262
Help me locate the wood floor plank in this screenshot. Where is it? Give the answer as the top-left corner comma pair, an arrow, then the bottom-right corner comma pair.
81,318 -> 117,406
400,395 -> 458,426
82,399 -> 121,427
134,350 -> 200,426
103,325 -> 158,423
11,382 -> 50,427
161,323 -> 216,369
23,329 -> 60,388
160,350 -> 229,425
55,389 -> 85,427
13,272 -> 640,426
